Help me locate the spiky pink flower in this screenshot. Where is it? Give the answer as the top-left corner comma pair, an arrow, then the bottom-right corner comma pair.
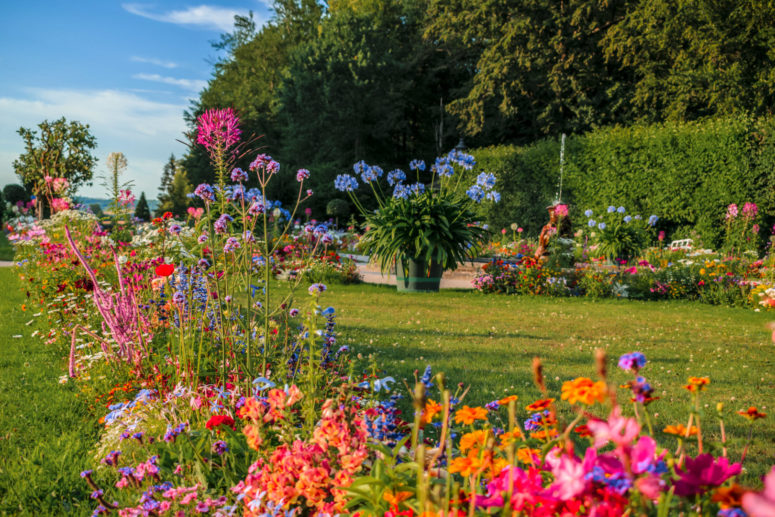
196,108 -> 241,151
742,202 -> 758,219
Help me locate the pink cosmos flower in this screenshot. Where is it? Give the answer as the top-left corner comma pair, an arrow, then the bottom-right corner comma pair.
546,449 -> 586,500
743,466 -> 775,516
588,407 -> 641,449
196,107 -> 241,151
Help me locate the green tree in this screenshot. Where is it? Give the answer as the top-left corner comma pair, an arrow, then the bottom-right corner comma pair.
13,117 -> 97,216
134,192 -> 151,221
3,184 -> 28,206
158,154 -> 177,200
326,198 -> 349,227
156,168 -> 193,217
424,0 -> 635,142
602,0 -> 775,122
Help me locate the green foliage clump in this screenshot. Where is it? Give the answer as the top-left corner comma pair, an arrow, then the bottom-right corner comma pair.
472,116 -> 775,248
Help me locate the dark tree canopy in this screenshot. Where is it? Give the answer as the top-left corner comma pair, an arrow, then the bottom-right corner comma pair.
134,192 -> 151,221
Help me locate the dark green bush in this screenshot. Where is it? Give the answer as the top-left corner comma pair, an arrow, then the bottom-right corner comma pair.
472,116 -> 775,247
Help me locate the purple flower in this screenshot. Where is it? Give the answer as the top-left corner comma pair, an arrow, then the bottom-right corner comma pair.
308,283 -> 327,295
223,237 -> 241,253
618,352 -> 647,372
172,291 -> 186,305
213,214 -> 233,234
289,308 -> 299,317
249,153 -> 272,171
243,231 -> 255,243
193,183 -> 215,203
212,440 -> 229,455
248,200 -> 265,215
197,234 -> 208,244
296,168 -> 310,182
168,224 -> 182,236
230,167 -> 248,182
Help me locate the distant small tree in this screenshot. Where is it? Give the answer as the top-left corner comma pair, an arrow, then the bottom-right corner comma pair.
326,198 -> 350,228
13,117 -> 97,218
89,203 -> 104,219
158,154 -> 176,200
134,192 -> 151,221
3,184 -> 28,206
156,168 -> 193,217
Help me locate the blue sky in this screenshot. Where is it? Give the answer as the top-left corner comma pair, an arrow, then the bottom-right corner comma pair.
0,1 -> 273,199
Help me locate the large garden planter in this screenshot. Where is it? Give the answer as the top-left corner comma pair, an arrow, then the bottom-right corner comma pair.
395,258 -> 443,292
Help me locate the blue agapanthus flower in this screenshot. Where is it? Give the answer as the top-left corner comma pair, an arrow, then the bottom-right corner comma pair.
409,159 -> 426,171
485,190 -> 501,203
334,174 -> 359,192
598,222 -> 607,230
409,182 -> 425,195
466,185 -> 485,202
447,149 -> 476,170
648,214 -> 659,226
584,209 -> 593,217
588,219 -> 596,227
623,215 -> 632,223
607,205 -> 616,213
617,206 -> 626,214
476,172 -> 497,190
393,184 -> 410,199
387,169 -> 406,186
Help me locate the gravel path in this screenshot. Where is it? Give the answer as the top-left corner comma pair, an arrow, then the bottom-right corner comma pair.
355,263 -> 475,289
0,261 -> 14,267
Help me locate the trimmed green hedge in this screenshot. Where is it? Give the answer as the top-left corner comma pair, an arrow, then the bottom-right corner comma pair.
472,116 -> 775,247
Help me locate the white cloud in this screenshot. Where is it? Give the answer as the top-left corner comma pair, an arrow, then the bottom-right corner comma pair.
122,3 -> 250,32
0,88 -> 192,199
133,73 -> 207,92
130,55 -> 179,68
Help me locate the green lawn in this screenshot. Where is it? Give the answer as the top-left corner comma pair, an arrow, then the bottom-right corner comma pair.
319,282 -> 775,482
0,267 -> 97,515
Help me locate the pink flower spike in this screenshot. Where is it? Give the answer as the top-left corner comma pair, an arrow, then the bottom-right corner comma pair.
196,107 -> 241,151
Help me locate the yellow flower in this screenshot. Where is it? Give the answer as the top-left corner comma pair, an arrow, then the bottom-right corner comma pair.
459,430 -> 488,453
561,377 -> 606,405
684,376 -> 710,392
421,399 -> 442,424
516,448 -> 541,465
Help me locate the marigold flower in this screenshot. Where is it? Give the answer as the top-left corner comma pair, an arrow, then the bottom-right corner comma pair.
684,377 -> 710,392
448,453 -> 484,477
738,407 -> 766,421
498,394 -> 518,406
383,490 -> 412,506
529,429 -> 558,440
561,377 -> 606,405
525,398 -> 554,412
516,447 -> 541,465
497,427 -> 524,448
454,405 -> 488,425
663,424 -> 699,436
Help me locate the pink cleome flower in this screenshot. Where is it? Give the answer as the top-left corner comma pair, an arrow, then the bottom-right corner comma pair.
196,107 -> 241,151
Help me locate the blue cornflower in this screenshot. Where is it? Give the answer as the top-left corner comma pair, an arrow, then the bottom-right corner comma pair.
420,365 -> 433,388
212,440 -> 229,455
168,224 -> 182,235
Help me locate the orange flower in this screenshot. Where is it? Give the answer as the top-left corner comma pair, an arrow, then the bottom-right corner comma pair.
561,377 -> 606,405
663,424 -> 699,436
525,398 -> 554,412
738,406 -> 766,421
529,429 -> 558,440
573,425 -> 592,438
498,427 -> 524,448
454,405 -> 488,425
684,376 -> 710,392
383,490 -> 413,506
712,484 -> 748,508
516,447 -> 541,465
422,399 -> 442,424
448,453 -> 484,477
498,395 -> 519,406
459,430 -> 489,453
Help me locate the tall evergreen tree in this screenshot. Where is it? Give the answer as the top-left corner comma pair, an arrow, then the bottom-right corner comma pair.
134,192 -> 151,221
156,169 -> 193,218
158,154 -> 176,201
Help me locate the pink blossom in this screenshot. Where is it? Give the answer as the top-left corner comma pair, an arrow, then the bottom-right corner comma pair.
118,189 -> 135,207
726,203 -> 739,220
587,407 -> 641,449
50,197 -> 70,212
743,466 -> 775,516
554,204 -> 569,217
546,449 -> 586,500
187,207 -> 204,219
196,107 -> 241,151
674,454 -> 741,496
742,202 -> 758,219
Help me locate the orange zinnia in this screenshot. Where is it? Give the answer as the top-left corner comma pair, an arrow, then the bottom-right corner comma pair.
516,447 -> 541,465
448,453 -> 484,477
663,424 -> 699,436
684,376 -> 710,392
498,395 -> 519,406
383,490 -> 413,506
525,398 -> 554,412
459,430 -> 489,453
561,377 -> 606,405
454,405 -> 488,425
738,406 -> 766,421
498,427 -> 524,448
422,399 -> 442,424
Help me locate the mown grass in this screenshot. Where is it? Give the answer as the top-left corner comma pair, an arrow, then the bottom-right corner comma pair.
0,267 -> 97,515
319,282 -> 775,482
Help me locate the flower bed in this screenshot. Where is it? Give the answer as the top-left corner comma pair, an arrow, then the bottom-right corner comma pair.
7,109 -> 775,516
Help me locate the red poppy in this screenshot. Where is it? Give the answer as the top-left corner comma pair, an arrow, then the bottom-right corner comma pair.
206,414 -> 235,431
155,263 -> 175,277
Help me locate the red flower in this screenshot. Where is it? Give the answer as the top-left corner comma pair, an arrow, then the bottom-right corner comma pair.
155,263 -> 174,277
206,414 -> 235,431
163,211 -> 173,219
